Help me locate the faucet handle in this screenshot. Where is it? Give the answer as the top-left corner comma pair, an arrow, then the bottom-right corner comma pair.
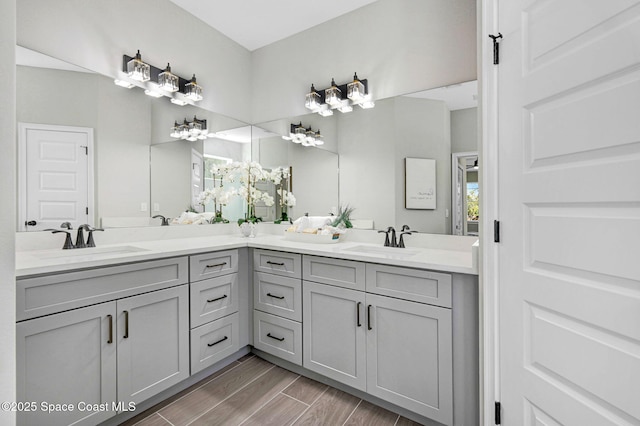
378,229 -> 391,247
399,231 -> 413,248
47,229 -> 75,249
60,222 -> 73,230
401,224 -> 411,232
86,228 -> 104,248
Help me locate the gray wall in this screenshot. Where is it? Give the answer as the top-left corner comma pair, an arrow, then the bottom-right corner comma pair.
17,0 -> 252,122
0,0 -> 16,423
452,107 -> 478,153
251,0 -> 477,123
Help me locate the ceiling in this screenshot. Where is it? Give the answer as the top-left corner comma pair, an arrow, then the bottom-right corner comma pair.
169,0 -> 379,51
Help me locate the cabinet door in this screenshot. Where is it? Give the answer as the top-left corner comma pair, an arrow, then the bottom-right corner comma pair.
16,302 -> 117,426
366,293 -> 453,425
117,285 -> 189,407
303,281 -> 366,391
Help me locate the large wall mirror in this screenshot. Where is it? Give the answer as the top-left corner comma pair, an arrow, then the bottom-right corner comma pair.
253,81 -> 479,235
16,46 -> 250,231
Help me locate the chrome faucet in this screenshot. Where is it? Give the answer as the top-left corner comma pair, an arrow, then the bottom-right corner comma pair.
153,215 -> 170,226
47,224 -> 103,249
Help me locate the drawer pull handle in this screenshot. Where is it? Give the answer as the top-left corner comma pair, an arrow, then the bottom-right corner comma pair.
367,305 -> 373,330
266,261 -> 285,266
206,262 -> 227,268
207,336 -> 228,347
267,333 -> 285,342
207,294 -> 228,303
266,293 -> 285,300
107,315 -> 113,344
356,302 -> 362,327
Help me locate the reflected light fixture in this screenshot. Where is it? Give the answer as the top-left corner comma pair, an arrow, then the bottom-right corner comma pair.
282,123 -> 324,147
170,116 -> 214,141
185,74 -> 203,101
305,72 -> 374,117
126,50 -> 150,82
158,63 -> 179,92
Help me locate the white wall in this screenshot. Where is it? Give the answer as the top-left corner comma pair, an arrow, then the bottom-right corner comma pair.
17,0 -> 252,122
0,0 -> 16,423
252,0 -> 477,123
452,107 -> 478,153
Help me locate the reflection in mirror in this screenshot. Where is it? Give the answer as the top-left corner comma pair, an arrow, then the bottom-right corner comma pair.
252,118 -> 340,222
16,46 -> 250,230
254,81 -> 478,234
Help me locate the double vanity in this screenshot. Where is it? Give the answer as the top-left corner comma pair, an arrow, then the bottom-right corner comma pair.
15,225 -> 479,426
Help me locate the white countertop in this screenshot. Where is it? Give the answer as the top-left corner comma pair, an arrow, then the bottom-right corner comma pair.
15,232 -> 479,278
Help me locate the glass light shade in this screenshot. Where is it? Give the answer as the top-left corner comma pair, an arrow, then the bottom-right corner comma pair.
314,131 -> 324,145
126,50 -> 150,82
158,63 -> 179,92
305,128 -> 316,143
325,79 -> 342,107
359,100 -> 375,109
114,79 -> 135,89
337,104 -> 353,113
185,74 -> 203,101
318,108 -> 333,117
347,73 -> 365,101
189,118 -> 203,135
170,121 -> 181,138
180,120 -> 190,138
305,84 -> 321,110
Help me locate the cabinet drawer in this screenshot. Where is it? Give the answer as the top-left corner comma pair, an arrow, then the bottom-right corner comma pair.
17,257 -> 188,321
254,272 -> 302,322
190,312 -> 240,375
253,249 -> 301,279
253,310 -> 302,366
365,264 -> 452,308
190,250 -> 238,282
303,255 -> 365,291
190,274 -> 239,328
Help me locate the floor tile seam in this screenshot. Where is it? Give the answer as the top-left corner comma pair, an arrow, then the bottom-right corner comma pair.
289,385 -> 330,425
392,414 -> 401,426
153,360 -> 244,414
156,412 -> 176,426
279,391 -> 311,407
183,364 -> 276,426
235,374 -> 302,426
341,398 -> 363,426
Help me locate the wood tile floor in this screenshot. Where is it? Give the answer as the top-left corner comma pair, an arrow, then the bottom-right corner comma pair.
121,354 -> 423,426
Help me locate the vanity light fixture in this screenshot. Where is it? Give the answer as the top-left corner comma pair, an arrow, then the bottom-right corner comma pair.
157,63 -> 179,92
305,72 -> 374,117
126,50 -> 151,82
170,116 -> 213,141
118,52 -> 204,104
184,74 -> 203,101
282,123 -> 324,147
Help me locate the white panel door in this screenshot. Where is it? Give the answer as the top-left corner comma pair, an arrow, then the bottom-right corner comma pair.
191,149 -> 203,212
498,1 -> 640,424
20,124 -> 92,231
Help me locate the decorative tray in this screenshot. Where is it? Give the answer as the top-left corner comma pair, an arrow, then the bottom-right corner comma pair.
283,231 -> 341,244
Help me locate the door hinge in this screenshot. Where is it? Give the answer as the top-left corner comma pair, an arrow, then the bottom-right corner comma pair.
489,33 -> 503,65
495,401 -> 501,425
494,220 -> 500,243
81,145 -> 88,155
86,207 -> 89,215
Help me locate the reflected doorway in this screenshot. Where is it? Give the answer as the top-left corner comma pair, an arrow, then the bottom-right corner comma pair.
451,152 -> 478,236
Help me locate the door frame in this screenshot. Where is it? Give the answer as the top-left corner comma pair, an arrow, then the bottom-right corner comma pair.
18,122 -> 95,231
451,151 -> 478,235
479,0 -> 500,424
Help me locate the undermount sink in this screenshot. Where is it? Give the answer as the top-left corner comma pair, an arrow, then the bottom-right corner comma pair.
340,244 -> 420,259
36,245 -> 149,259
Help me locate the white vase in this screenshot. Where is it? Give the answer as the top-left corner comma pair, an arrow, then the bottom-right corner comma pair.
239,222 -> 256,238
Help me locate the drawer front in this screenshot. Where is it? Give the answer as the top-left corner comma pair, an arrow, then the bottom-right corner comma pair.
190,312 -> 240,375
254,272 -> 302,322
190,250 -> 239,282
365,264 -> 452,308
253,249 -> 301,279
253,310 -> 302,366
303,255 -> 365,291
17,257 -> 189,321
190,274 -> 239,328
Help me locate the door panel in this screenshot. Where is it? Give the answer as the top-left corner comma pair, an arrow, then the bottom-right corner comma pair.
21,125 -> 91,231
498,1 -> 640,424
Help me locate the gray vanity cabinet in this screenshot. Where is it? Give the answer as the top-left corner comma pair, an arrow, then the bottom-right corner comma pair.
16,302 -> 117,426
